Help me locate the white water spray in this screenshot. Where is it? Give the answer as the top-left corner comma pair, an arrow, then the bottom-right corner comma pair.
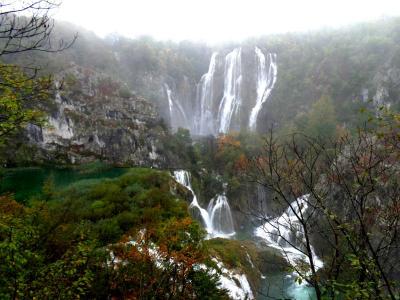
217,48 -> 242,134
164,84 -> 189,130
208,194 -> 235,236
173,170 -> 235,238
166,47 -> 278,135
249,48 -> 277,131
196,52 -> 218,135
255,195 -> 323,270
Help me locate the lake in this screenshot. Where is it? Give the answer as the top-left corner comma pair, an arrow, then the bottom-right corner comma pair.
0,165 -> 127,202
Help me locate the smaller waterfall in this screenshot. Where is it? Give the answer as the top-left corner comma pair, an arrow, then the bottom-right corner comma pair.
173,170 -> 235,238
249,48 -> 277,131
173,170 -> 213,233
165,84 -> 174,115
255,195 -> 323,270
196,52 -> 218,135
217,48 -> 242,134
164,84 -> 189,130
208,194 -> 235,237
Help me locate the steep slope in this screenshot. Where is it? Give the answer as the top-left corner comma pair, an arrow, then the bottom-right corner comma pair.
20,65 -> 169,166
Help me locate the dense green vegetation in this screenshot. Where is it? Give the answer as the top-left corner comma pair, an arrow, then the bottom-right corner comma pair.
0,168 -> 229,299
0,64 -> 51,147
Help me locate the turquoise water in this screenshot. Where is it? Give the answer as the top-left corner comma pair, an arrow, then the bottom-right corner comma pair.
257,273 -> 316,300
0,166 -> 127,202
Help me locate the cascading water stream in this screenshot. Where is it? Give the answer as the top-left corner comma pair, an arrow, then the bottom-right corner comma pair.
166,47 -> 277,135
173,170 -> 213,233
165,83 -> 173,116
173,170 -> 235,238
249,48 -> 277,131
207,194 -> 235,236
164,84 -> 189,129
196,52 -> 218,135
217,48 -> 242,134
255,195 -> 323,270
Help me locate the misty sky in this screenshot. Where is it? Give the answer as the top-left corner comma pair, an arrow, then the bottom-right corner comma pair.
55,0 -> 400,43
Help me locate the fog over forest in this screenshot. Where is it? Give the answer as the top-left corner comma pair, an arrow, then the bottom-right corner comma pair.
55,0 -> 400,42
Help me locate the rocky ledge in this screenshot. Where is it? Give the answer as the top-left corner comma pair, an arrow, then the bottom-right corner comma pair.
26,65 -> 169,167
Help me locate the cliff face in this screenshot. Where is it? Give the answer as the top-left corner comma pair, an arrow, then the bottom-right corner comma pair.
26,65 -> 168,166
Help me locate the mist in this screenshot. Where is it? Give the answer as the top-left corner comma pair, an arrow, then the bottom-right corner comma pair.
54,0 -> 400,43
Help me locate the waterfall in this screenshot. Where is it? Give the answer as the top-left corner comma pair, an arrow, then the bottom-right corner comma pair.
195,52 -> 218,135
165,83 -> 174,116
248,48 -> 277,131
164,84 -> 189,130
208,194 -> 235,236
173,170 -> 213,233
165,47 -> 277,135
173,170 -> 235,238
254,195 -> 323,270
217,48 -> 242,134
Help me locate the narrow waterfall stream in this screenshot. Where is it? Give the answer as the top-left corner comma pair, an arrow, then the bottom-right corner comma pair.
164,84 -> 189,130
173,170 -> 235,238
217,48 -> 242,133
195,52 -> 218,135
249,48 -> 277,131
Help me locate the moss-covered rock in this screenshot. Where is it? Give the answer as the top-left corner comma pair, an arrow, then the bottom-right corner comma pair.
205,238 -> 289,294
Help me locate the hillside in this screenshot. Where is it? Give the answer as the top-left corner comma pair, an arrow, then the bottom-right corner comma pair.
5,18 -> 400,135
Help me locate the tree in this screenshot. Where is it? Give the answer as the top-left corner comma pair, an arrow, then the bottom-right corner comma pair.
0,1 -> 76,144
1,168 -> 229,299
0,64 -> 50,141
0,195 -> 96,299
108,218 -> 228,299
0,0 -> 75,57
304,95 -> 337,142
245,111 -> 400,299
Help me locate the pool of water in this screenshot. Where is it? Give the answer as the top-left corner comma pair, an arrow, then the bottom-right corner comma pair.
0,166 -> 127,202
257,272 -> 316,300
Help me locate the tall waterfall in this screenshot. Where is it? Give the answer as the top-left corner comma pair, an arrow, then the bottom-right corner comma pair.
195,52 -> 218,135
217,48 -> 242,134
164,84 -> 188,130
165,47 -> 278,135
249,48 -> 278,131
254,195 -> 323,270
173,170 -> 235,238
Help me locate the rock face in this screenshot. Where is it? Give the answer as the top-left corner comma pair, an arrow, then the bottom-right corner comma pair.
27,65 -> 168,166
371,65 -> 400,107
